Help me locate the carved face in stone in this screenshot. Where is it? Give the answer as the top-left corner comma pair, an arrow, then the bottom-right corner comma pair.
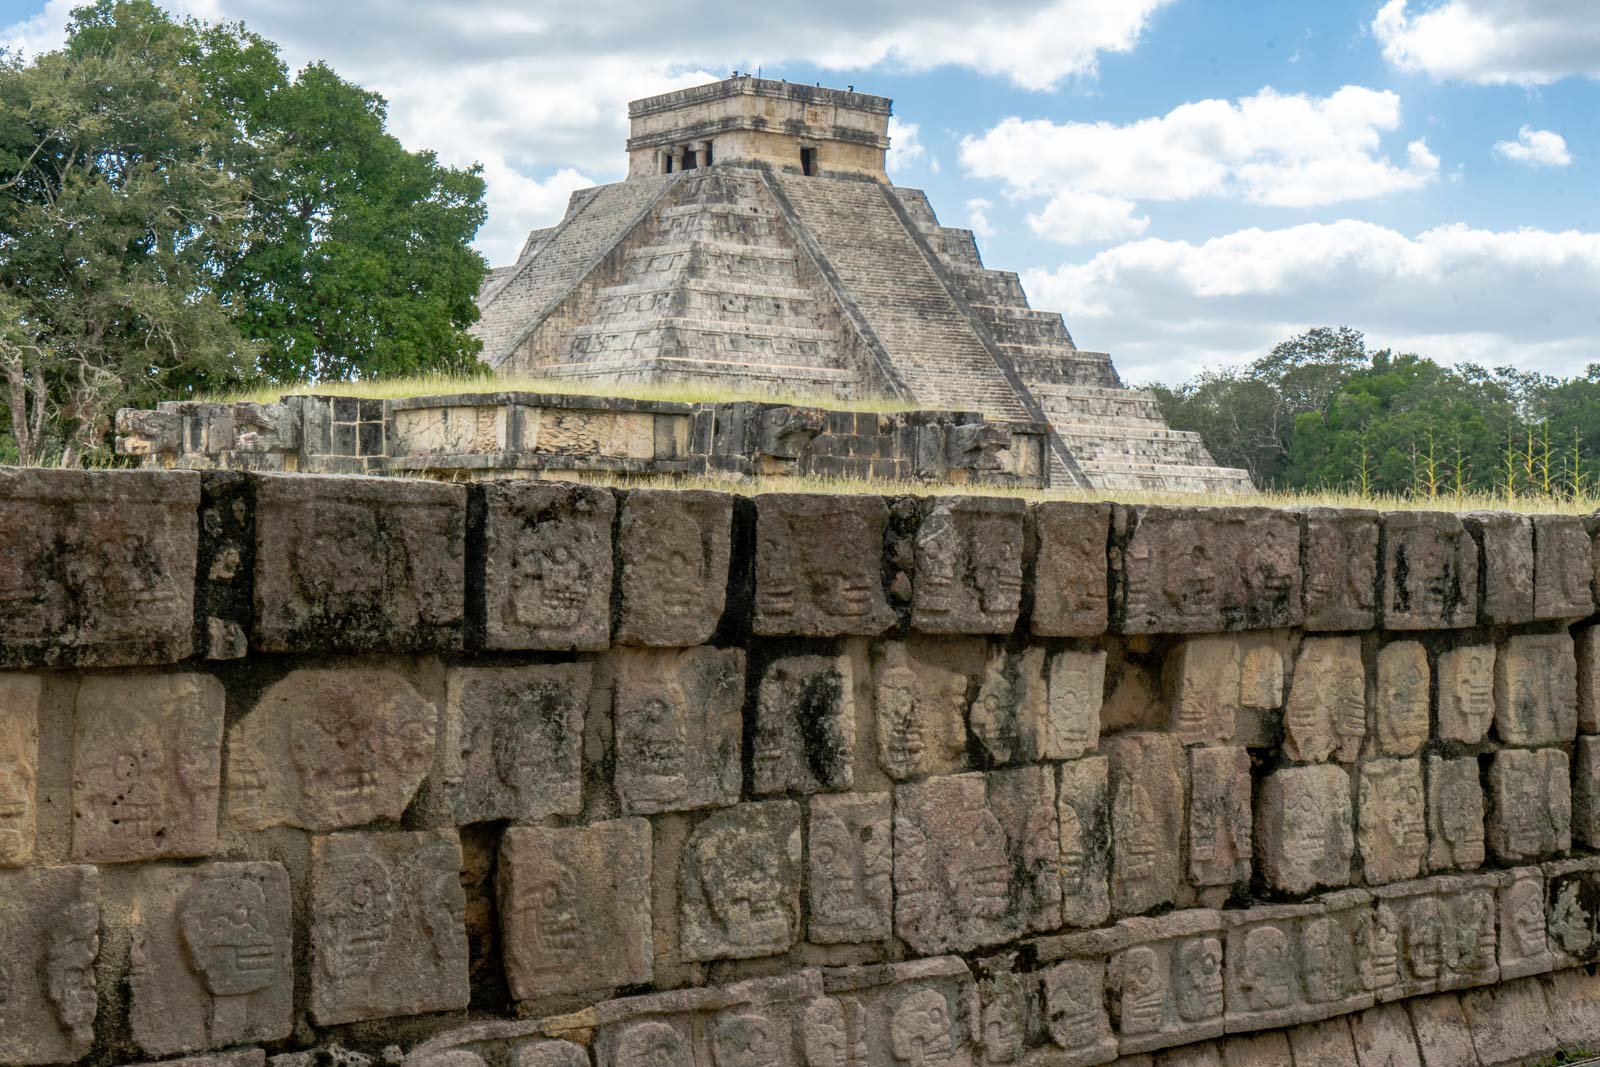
1060,804 -> 1087,894
1301,918 -> 1344,1004
1116,782 -> 1157,883
84,721 -> 164,840
0,756 -> 32,858
46,901 -> 98,1042
1366,904 -> 1400,991
1507,880 -> 1547,959
174,734 -> 221,807
319,852 -> 394,982
616,1021 -> 692,1067
1439,778 -> 1485,861
178,874 -> 277,997
805,517 -> 875,618
638,506 -> 704,620
1549,882 -> 1593,957
714,1012 -> 781,1067
1406,899 -> 1442,981
1238,926 -> 1292,1011
973,519 -> 1023,614
1450,650 -> 1493,735
1120,945 -> 1165,1035
624,692 -> 688,804
512,527 -> 589,628
878,662 -> 924,777
943,807 -> 1010,921
890,989 -> 954,1064
1447,893 -> 1495,975
1176,938 -> 1223,1023
1043,961 -> 1104,1050
811,810 -> 888,921
1380,776 -> 1425,858
520,862 -> 580,973
699,833 -> 789,947
916,514 -> 959,616
981,979 -> 1023,1063
801,998 -> 850,1067
292,712 -> 382,806
971,662 -> 1017,764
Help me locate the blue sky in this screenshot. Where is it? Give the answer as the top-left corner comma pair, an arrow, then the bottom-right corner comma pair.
4,0 -> 1598,383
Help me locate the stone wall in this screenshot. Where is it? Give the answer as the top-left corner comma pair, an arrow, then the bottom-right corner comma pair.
5,468 -> 1600,1067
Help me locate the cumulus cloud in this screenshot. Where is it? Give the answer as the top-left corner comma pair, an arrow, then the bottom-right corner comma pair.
1373,0 -> 1600,85
962,87 -> 1439,245
965,198 -> 996,240
1024,221 -> 1600,382
1494,125 -> 1574,167
887,118 -> 927,173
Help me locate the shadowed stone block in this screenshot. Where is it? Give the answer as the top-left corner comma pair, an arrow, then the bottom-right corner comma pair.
616,489 -> 731,646
73,673 -> 224,862
1189,746 -> 1251,888
754,654 -> 855,795
1497,867 -> 1553,980
1256,764 -> 1353,894
1039,957 -> 1117,1065
913,496 -> 1025,633
1106,733 -> 1185,914
1048,650 -> 1107,761
1369,876 -> 1499,1001
117,1051 -> 265,1067
445,664 -> 587,824
1359,758 -> 1426,884
1464,512 -> 1533,624
1059,756 -> 1111,928
130,862 -> 292,1056
0,673 -> 41,867
1300,506 -> 1379,632
226,668 -> 437,832
680,800 -> 802,961
1533,513 -> 1594,620
1375,642 -> 1429,757
1379,511 -> 1478,630
873,641 -> 970,781
309,830 -> 469,1025
1108,910 -> 1225,1054
613,646 -> 743,815
1426,754 -> 1485,872
753,494 -> 893,636
499,819 -> 652,999
1486,748 -> 1570,862
1493,633 -> 1577,747
1437,644 -> 1495,744
1032,501 -> 1111,637
808,792 -> 892,944
0,865 -> 100,1065
479,482 -> 613,651
1574,736 -> 1600,848
1544,858 -> 1600,965
1578,625 -> 1600,733
254,474 -> 464,652
1284,636 -> 1365,763
0,468 -> 199,667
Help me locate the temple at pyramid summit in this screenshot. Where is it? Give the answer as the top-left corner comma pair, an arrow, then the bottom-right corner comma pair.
472,76 -> 1252,493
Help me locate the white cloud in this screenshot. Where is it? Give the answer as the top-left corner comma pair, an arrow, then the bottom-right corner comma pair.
1494,125 -> 1574,167
965,198 -> 996,240
962,87 -> 1439,245
1024,221 -> 1600,382
887,118 -> 927,173
1373,0 -> 1600,85
0,0 -> 74,54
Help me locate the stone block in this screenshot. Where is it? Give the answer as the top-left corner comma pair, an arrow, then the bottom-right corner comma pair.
1370,877 -> 1499,1002
1284,636 -> 1365,764
913,496 -> 1025,633
680,800 -> 802,961
1239,643 -> 1286,711
254,474 -> 464,652
1059,756 -> 1112,929
1544,859 -> 1600,965
1496,867 -> 1553,979
894,767 -> 1060,953
1374,642 -> 1429,757
1219,1033 -> 1290,1067
1038,957 -> 1118,1065
1189,746 -> 1251,888
1105,733 -> 1186,915
1406,994 -> 1475,1067
1168,637 -> 1241,745
1349,1003 -> 1422,1067
1032,501 -> 1111,637
0,468 -> 199,667
1533,513 -> 1595,620
1576,736 -> 1600,850
0,673 -> 41,867
309,829 -> 469,1025
753,494 -> 894,636
129,862 -> 292,1056
1359,758 -> 1426,884
970,646 -> 1049,766
1459,977 -> 1557,1067
979,966 -> 1028,1066
1540,967 -> 1600,1053
1224,895 -> 1372,1033
808,792 -> 892,944
1437,644 -> 1495,744
226,668 -> 437,832
1464,511 -> 1534,624
499,819 -> 652,999
1300,506 -> 1380,632
1578,625 -> 1600,733
73,673 -> 224,862
1256,764 -> 1353,894
478,481 -> 613,651
793,958 -> 976,1067
873,641 -> 970,780
613,646 -> 743,815
1153,1048 -> 1220,1067
615,489 -> 731,646
1114,506 -> 1301,634
444,664 -> 587,824
1493,633 -> 1578,747
595,1020 -> 695,1067
1425,755 -> 1485,872
0,865 -> 100,1065
1108,910 -> 1225,1053
1287,1018 -> 1358,1065
1044,650 -> 1107,762
753,654 -> 855,795
1486,748 -> 1570,862
1378,511 -> 1478,630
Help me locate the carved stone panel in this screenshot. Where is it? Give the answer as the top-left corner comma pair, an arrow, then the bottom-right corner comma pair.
754,495 -> 894,637
1108,911 -> 1225,1054
873,641 -> 971,781
1437,645 -> 1496,744
1379,511 -> 1478,629
1047,651 -> 1107,761
1486,748 -> 1571,862
1105,733 -> 1185,915
969,647 -> 1048,767
1039,959 -> 1117,1066
1032,502 -> 1111,637
1224,897 -> 1371,1033
1300,507 -> 1379,631
1464,512 -> 1534,624
912,497 -> 1025,634
616,489 -> 732,646
129,862 -> 292,1056
73,673 -> 224,862
0,865 -> 99,1065
809,793 -> 893,944
1168,637 -> 1241,745
977,966 -> 1025,1065
754,655 -> 855,795
254,474 -> 464,652
1370,877 -> 1499,1001
499,819 -> 652,999
1425,755 -> 1485,872
712,1008 -> 795,1067
894,767 -> 1061,953
1059,756 -> 1111,929
614,647 -> 743,815
479,482 -> 613,651
1497,868 -> 1553,980
1375,642 -> 1429,757
1545,859 -> 1600,965
810,959 -> 976,1067
309,829 -> 469,1025
1189,746 -> 1252,888
226,668 -> 437,832
1575,737 -> 1600,849
1533,514 -> 1595,620
445,664 -> 586,824
680,800 -> 802,961
1284,637 -> 1365,764
1358,759 -> 1426,884
1493,634 -> 1578,747
597,1019 -> 695,1067
0,468 -> 198,667
1114,506 -> 1301,634
0,673 -> 41,867
1256,765 -> 1354,894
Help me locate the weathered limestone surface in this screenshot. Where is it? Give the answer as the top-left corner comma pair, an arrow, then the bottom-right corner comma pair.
0,865 -> 100,1065
479,482 -> 614,651
615,489 -> 731,646
0,673 -> 42,867
912,496 -> 1025,633
1300,507 -> 1379,631
808,792 -> 893,944
445,663 -> 588,823
1284,637 -> 1365,764
1106,733 -> 1185,914
613,646 -> 743,815
1492,633 -> 1577,747
753,654 -> 854,795
1380,511 -> 1478,630
679,800 -> 802,961
1033,502 -> 1111,636
754,494 -> 894,636
1256,765 -> 1354,894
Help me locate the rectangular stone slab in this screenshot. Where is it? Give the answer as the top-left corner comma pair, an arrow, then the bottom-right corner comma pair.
0,865 -> 101,1065
0,672 -> 41,867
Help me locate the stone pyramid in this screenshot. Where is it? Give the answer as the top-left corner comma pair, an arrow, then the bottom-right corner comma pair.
473,78 -> 1251,493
